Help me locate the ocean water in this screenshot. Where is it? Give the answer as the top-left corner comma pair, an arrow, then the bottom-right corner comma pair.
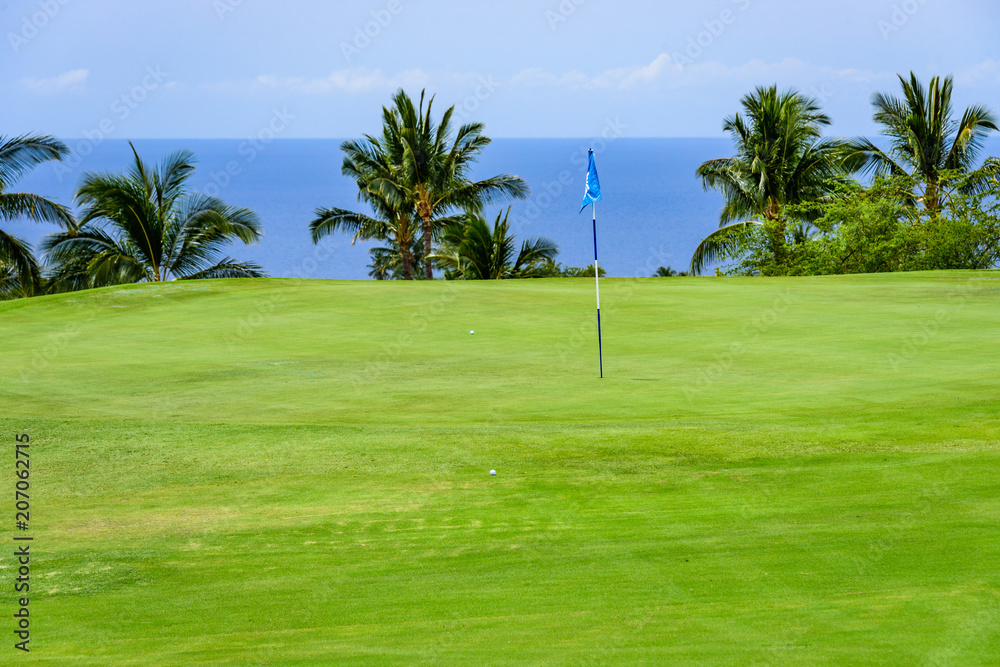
11,138 -> 1000,280
10,138 -> 727,280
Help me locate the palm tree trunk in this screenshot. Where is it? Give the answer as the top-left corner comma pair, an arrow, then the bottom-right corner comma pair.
421,215 -> 434,280
399,236 -> 414,280
925,178 -> 941,215
764,204 -> 788,272
394,215 -> 415,280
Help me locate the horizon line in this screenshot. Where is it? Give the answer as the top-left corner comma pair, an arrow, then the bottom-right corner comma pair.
53,136 -> 735,141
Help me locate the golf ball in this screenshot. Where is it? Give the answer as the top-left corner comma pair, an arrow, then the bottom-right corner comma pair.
470,330 -> 475,335
490,470 -> 496,476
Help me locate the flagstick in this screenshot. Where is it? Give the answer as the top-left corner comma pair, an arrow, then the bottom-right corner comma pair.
593,202 -> 604,379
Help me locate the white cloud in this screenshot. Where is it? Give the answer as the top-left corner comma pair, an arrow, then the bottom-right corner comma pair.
510,53 -> 681,91
510,54 -> 890,92
592,54 -> 679,90
509,68 -> 590,88
956,60 -> 1000,87
200,55 -> 906,104
205,68 -> 431,95
22,69 -> 89,95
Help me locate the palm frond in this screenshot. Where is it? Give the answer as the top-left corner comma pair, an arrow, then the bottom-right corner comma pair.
0,192 -> 74,227
310,207 -> 389,244
177,259 -> 266,280
512,235 -> 559,277
698,85 -> 847,228
0,134 -> 69,190
49,146 -> 260,287
689,221 -> 763,275
858,72 -> 998,211
0,230 -> 41,295
945,104 -> 999,173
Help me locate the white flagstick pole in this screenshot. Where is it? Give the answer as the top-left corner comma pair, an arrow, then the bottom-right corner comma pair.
593,202 -> 604,379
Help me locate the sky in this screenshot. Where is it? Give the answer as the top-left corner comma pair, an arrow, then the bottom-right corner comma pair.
3,0 -> 1000,139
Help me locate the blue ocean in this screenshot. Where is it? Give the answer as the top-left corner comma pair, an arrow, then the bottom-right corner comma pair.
11,138 -> 1000,280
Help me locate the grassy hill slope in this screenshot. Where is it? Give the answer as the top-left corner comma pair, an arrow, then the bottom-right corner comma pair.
2,273 -> 999,664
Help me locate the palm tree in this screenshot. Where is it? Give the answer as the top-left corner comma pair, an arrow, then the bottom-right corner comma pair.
381,89 -> 531,280
367,235 -> 426,280
0,262 -> 23,300
43,144 -> 264,289
0,134 -> 74,298
846,72 -> 999,212
432,208 -> 557,280
310,135 -> 422,280
691,86 -> 849,275
654,266 -> 688,277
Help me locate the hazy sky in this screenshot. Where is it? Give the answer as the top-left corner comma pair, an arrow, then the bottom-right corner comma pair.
4,0 -> 1000,139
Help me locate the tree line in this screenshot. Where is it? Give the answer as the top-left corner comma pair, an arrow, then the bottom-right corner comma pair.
692,73 -> 1000,276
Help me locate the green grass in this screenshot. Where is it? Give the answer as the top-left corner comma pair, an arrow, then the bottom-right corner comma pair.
2,272 -> 999,664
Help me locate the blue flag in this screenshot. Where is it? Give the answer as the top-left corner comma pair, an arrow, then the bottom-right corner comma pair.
579,149 -> 602,213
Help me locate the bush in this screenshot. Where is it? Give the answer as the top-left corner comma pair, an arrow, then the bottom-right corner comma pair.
539,262 -> 607,278
711,176 -> 1000,276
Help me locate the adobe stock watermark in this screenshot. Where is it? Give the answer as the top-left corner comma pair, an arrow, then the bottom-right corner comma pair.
508,117 -> 628,236
340,0 -> 404,63
7,0 -> 72,53
452,75 -> 501,124
671,0 -> 752,69
200,107 -> 295,199
684,289 -> 797,400
546,0 -> 587,31
53,66 -> 170,182
885,280 -> 982,371
877,0 -> 930,39
810,83 -> 836,105
213,0 -> 243,20
18,311 -> 97,383
223,236 -> 340,352
555,243 -> 675,366
846,483 -> 948,580
351,281 -> 462,389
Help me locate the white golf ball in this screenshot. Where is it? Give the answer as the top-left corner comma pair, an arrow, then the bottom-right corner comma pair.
470,330 -> 475,335
490,470 -> 496,476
